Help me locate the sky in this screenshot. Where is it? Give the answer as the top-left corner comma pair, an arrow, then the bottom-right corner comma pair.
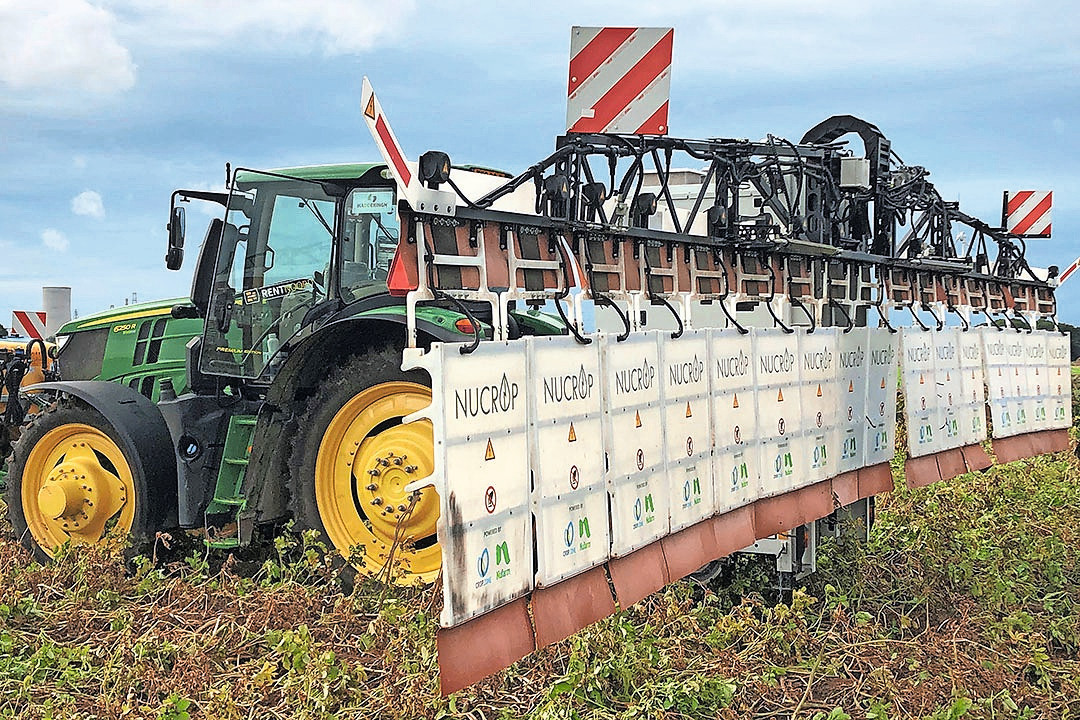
1,0 -> 1078,327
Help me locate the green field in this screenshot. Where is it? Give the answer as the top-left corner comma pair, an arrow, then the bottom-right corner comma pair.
3,446 -> 1080,719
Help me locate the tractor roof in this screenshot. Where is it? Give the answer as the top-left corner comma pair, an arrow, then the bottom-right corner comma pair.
236,162 -> 512,185
236,162 -> 387,184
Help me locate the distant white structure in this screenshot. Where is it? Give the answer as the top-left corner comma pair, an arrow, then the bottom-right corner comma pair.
42,286 -> 72,337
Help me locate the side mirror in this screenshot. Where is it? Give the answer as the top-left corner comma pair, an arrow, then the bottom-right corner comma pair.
166,205 -> 186,270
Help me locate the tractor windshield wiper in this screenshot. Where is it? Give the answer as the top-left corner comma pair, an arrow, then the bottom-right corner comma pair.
300,197 -> 334,237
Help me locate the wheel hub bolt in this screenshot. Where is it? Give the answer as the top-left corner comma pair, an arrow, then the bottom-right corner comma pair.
365,483 -> 377,491
371,497 -> 383,506
404,465 -> 418,474
367,469 -> 380,477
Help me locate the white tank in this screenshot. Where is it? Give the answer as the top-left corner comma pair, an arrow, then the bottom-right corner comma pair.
42,286 -> 72,337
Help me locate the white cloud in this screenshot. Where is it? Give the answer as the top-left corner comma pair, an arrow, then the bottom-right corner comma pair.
0,0 -> 136,96
41,229 -> 70,252
71,190 -> 105,219
107,0 -> 416,55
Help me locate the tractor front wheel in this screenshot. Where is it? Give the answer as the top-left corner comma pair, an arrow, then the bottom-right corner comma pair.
288,346 -> 441,585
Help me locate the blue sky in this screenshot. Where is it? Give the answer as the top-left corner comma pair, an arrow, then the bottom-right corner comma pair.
1,1 -> 1078,326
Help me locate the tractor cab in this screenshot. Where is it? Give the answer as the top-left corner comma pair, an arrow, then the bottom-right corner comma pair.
168,162 -> 558,385
182,165 -> 400,379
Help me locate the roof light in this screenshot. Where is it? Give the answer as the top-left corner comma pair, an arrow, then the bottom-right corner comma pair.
631,193 -> 657,228
543,174 -> 570,217
419,150 -> 452,188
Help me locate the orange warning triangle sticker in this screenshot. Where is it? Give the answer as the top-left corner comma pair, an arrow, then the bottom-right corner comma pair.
484,438 -> 495,461
635,410 -> 642,428
733,393 -> 739,409
568,422 -> 577,443
363,94 -> 376,120
816,384 -> 822,398
919,373 -> 925,385
880,378 -> 886,389
685,401 -> 693,418
777,388 -> 784,402
848,380 -> 854,393
946,372 -> 951,382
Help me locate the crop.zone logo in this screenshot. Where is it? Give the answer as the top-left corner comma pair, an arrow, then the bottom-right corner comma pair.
632,493 -> 656,529
729,458 -> 749,491
773,449 -> 794,479
841,432 -> 858,460
475,541 -> 512,588
562,515 -> 594,556
681,473 -> 702,507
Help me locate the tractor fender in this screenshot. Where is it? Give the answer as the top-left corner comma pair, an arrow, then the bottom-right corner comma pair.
244,314 -> 458,523
265,312 -> 459,408
22,381 -> 178,526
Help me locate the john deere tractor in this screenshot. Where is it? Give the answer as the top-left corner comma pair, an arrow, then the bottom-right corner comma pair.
4,163 -> 563,582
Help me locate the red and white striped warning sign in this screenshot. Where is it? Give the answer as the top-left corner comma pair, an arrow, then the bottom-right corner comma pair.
1003,190 -> 1052,237
566,26 -> 673,135
11,311 -> 47,339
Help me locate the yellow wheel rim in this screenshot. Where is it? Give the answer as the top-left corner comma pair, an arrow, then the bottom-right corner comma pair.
314,381 -> 441,584
21,423 -> 136,553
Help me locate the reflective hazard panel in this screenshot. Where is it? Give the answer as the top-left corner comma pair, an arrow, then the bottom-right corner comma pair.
958,330 -> 987,445
981,331 -> 1026,438
709,329 -> 757,513
836,328 -> 869,474
933,329 -> 963,449
900,329 -> 941,457
754,328 -> 804,497
403,341 -> 532,628
1047,332 -> 1072,429
864,329 -> 899,466
601,332 -> 669,556
660,329 -> 713,532
526,336 -> 609,586
799,328 -> 839,486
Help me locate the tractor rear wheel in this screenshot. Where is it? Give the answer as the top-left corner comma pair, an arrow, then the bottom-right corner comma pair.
5,400 -> 159,562
288,346 -> 441,585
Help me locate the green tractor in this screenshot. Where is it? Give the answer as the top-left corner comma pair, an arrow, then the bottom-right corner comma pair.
4,163 -> 564,583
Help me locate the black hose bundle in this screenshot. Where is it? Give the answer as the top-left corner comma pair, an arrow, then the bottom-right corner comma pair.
2,354 -> 27,427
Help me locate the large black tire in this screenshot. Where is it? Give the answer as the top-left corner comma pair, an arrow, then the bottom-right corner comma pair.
287,345 -> 440,585
5,399 -> 169,563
